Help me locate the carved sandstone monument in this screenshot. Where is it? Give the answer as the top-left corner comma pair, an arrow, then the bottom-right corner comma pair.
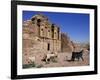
23,14 -> 61,64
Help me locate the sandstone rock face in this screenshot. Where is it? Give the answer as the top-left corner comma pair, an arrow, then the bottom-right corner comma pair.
61,33 -> 75,52
23,14 -> 61,64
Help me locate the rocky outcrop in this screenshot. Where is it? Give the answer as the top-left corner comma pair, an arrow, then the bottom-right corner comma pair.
61,33 -> 75,52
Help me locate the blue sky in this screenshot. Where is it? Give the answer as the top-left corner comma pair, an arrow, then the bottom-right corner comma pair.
23,11 -> 90,43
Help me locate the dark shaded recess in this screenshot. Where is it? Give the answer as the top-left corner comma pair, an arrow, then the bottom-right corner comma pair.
37,19 -> 41,27
51,24 -> 55,38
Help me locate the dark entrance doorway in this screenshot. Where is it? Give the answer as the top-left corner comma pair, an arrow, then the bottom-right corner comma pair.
47,43 -> 50,51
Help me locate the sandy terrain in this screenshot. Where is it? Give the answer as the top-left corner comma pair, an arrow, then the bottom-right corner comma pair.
24,50 -> 89,68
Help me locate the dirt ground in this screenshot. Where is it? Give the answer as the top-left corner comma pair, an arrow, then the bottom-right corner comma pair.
26,50 -> 89,68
